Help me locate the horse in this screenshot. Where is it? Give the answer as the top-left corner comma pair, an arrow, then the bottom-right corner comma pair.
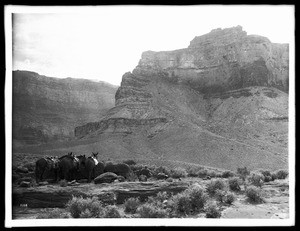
57,153 -> 85,181
84,152 -> 105,183
35,156 -> 59,183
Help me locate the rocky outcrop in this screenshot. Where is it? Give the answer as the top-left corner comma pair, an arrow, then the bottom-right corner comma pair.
13,70 -> 118,145
138,26 -> 288,93
12,181 -> 188,207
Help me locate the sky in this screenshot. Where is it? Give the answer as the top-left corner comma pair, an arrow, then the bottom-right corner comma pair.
10,5 -> 294,86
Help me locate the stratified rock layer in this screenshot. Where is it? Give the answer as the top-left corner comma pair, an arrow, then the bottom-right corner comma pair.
138,26 -> 288,93
13,70 -> 118,145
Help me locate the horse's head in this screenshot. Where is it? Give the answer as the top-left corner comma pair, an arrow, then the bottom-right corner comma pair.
92,152 -> 99,159
50,156 -> 60,169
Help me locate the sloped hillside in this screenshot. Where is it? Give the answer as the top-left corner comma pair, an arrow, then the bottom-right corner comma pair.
12,70 -> 118,146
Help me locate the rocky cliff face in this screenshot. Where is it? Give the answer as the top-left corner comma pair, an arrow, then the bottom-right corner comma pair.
138,25 -> 288,93
24,26 -> 288,171
13,70 -> 118,145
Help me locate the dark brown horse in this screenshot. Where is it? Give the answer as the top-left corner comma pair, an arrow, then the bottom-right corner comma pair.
84,152 -> 105,182
35,156 -> 59,183
57,153 -> 85,181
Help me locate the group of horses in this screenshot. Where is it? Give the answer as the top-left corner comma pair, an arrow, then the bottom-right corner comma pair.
35,152 -> 121,183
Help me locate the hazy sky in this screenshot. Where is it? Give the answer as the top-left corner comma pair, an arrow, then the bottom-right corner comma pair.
11,5 -> 294,85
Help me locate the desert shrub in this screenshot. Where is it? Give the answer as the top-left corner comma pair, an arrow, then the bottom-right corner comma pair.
127,171 -> 138,182
187,166 -> 203,177
66,196 -> 103,218
222,171 -> 235,178
123,159 -> 137,166
197,169 -> 208,178
171,192 -> 192,215
155,191 -> 170,202
80,209 -> 93,218
264,175 -> 273,182
248,173 -> 265,187
215,189 -> 226,203
237,167 -> 250,181
259,170 -> 271,178
207,170 -> 217,178
205,202 -> 221,218
276,170 -> 288,179
154,166 -> 171,176
228,177 -> 241,192
206,179 -> 226,195
223,192 -> 235,205
170,167 -> 188,178
271,172 -> 278,181
59,180 -> 68,187
124,197 -> 141,214
137,204 -> 169,218
246,186 -> 263,203
36,208 -> 70,219
215,190 -> 235,205
103,205 -> 121,218
187,183 -> 208,212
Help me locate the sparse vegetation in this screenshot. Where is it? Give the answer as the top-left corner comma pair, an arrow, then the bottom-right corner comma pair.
66,196 -> 104,218
275,169 -> 288,179
245,186 -> 264,203
137,203 -> 169,218
36,208 -> 70,219
237,167 -> 250,181
186,183 -> 208,212
103,205 -> 122,218
153,166 -> 171,177
223,192 -> 235,205
205,202 -> 221,218
186,166 -> 203,177
248,173 -> 265,188
124,197 -> 141,214
197,169 -> 208,178
222,170 -> 235,178
228,177 -> 241,192
206,179 -> 226,195
170,167 -> 188,178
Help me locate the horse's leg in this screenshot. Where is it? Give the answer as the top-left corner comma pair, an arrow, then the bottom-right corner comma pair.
88,170 -> 91,183
40,168 -> 45,182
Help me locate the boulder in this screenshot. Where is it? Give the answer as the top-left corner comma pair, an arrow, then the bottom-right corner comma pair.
38,181 -> 49,186
117,176 -> 125,182
94,172 -> 118,184
166,178 -> 173,182
16,167 -> 29,174
19,181 -> 31,188
17,177 -> 34,184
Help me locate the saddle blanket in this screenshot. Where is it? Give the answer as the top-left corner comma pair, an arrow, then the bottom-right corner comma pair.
92,157 -> 98,165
